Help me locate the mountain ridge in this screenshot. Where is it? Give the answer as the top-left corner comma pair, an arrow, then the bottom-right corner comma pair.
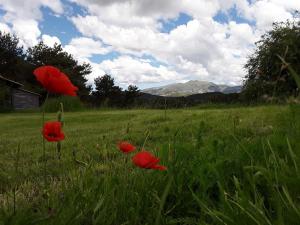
143,80 -> 241,97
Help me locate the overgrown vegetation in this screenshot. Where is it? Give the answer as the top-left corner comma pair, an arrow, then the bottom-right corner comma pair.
242,18 -> 300,102
43,96 -> 85,112
0,84 -> 11,112
0,105 -> 299,224
91,74 -> 140,107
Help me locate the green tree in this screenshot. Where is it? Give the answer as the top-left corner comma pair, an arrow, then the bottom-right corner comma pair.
0,32 -> 27,81
242,18 -> 300,101
124,85 -> 140,106
92,74 -> 122,106
27,42 -> 92,100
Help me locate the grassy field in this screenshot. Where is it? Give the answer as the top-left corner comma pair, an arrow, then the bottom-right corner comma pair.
0,105 -> 299,225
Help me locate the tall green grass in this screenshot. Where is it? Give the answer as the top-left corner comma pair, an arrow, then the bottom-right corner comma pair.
0,105 -> 299,224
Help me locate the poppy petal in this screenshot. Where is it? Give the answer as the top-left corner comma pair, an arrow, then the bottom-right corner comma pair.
34,66 -> 78,96
118,141 -> 136,153
42,121 -> 65,142
132,151 -> 166,171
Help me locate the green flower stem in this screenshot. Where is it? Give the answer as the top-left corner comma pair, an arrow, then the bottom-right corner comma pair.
42,92 -> 49,184
57,102 -> 64,159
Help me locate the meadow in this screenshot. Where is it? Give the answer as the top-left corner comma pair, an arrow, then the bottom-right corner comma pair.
0,104 -> 299,225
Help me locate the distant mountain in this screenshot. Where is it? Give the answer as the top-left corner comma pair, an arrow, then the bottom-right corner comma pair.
143,80 -> 241,96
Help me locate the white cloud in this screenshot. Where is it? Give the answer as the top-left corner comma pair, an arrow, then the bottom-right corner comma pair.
42,34 -> 61,47
70,0 -> 159,30
85,61 -> 106,86
0,0 -> 63,48
0,22 -> 11,33
64,37 -> 111,61
72,14 -> 259,85
250,1 -> 293,30
227,21 -> 257,46
234,0 -> 299,30
70,0 -> 300,86
70,0 -> 222,24
0,0 -> 63,21
12,19 -> 41,47
90,56 -> 181,86
177,57 -> 210,81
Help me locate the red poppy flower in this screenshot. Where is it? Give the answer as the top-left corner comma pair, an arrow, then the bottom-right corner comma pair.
42,121 -> 65,142
132,151 -> 167,171
118,141 -> 136,153
34,65 -> 78,96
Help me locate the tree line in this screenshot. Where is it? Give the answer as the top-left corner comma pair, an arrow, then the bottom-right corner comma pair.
91,74 -> 140,107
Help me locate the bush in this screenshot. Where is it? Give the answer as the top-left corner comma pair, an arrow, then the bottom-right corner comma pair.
43,96 -> 85,112
243,19 -> 300,101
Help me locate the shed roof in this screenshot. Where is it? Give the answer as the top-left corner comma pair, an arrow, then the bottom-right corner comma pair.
0,75 -> 41,96
0,75 -> 23,87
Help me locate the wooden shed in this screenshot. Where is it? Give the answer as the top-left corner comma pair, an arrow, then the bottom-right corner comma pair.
0,75 -> 40,110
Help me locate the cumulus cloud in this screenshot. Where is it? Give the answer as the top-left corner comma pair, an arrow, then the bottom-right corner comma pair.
70,0 -> 300,86
0,0 -> 63,21
0,0 -> 63,48
84,61 -> 106,86
235,0 -> 300,29
64,37 -> 112,62
248,1 -> 294,29
12,19 -> 41,47
71,14 -> 258,85
0,22 -> 11,33
71,0 -> 221,24
42,34 -> 61,47
99,56 -> 179,84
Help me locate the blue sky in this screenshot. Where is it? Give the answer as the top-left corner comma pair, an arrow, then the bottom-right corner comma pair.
0,0 -> 298,88
160,13 -> 193,33
40,7 -> 81,45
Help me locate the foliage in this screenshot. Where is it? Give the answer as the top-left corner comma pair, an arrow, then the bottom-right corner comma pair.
92,74 -> 123,107
242,18 -> 300,101
0,32 -> 30,83
0,81 -> 12,112
124,85 -> 141,106
43,96 -> 85,112
0,105 -> 299,224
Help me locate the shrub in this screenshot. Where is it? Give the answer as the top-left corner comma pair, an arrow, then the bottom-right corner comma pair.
43,96 -> 85,112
